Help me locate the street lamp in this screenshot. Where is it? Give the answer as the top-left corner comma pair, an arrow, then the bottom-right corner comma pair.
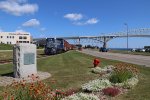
124,23 -> 128,52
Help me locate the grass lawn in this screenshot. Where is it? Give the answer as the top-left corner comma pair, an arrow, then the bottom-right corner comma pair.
0,50 -> 150,100
0,44 -> 13,50
0,49 -> 44,60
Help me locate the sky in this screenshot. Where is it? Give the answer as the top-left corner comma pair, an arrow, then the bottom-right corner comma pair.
0,0 -> 150,48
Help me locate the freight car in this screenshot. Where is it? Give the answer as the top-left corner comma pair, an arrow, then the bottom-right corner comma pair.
44,38 -> 73,55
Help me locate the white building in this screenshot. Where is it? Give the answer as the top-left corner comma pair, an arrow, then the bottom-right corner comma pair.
0,32 -> 32,44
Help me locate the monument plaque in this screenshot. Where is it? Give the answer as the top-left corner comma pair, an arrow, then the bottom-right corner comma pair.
13,44 -> 37,78
24,53 -> 35,65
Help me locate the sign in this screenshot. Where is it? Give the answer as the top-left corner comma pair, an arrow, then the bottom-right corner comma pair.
24,53 -> 35,65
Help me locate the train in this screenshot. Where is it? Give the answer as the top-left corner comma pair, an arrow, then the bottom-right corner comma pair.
44,38 -> 75,55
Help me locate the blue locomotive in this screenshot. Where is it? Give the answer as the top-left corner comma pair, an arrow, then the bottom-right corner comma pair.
44,38 -> 73,55
44,38 -> 63,55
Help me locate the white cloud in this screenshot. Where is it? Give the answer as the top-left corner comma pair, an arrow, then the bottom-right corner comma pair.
0,0 -> 38,16
86,18 -> 99,24
22,19 -> 40,27
64,13 -> 83,21
73,18 -> 99,26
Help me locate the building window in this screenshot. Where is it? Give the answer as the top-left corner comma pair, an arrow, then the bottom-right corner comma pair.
23,36 -> 27,39
7,42 -> 9,44
12,36 -> 14,38
0,36 -> 2,38
19,36 -> 22,39
10,42 -> 11,44
27,41 -> 29,43
7,36 -> 9,38
19,41 -> 22,43
23,41 -> 26,43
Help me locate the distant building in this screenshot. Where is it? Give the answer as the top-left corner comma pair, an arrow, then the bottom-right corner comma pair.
0,32 -> 32,44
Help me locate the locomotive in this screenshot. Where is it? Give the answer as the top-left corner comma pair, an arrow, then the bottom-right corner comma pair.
44,38 -> 74,55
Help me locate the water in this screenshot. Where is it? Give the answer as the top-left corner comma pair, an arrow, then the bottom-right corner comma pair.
108,48 -> 133,51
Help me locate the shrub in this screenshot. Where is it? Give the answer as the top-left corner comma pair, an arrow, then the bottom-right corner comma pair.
81,79 -> 111,92
102,87 -> 120,97
61,93 -> 99,100
109,63 -> 139,84
110,70 -> 133,83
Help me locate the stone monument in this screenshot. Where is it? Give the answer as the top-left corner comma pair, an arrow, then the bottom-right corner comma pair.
13,43 -> 37,78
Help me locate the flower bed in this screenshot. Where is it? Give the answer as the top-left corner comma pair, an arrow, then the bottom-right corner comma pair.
2,75 -> 64,100
109,63 -> 139,88
102,87 -> 120,97
82,63 -> 140,98
81,79 -> 111,92
114,76 -> 139,89
62,93 -> 99,100
91,65 -> 114,74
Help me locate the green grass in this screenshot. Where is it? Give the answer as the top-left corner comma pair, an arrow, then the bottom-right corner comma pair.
37,51 -> 113,89
0,49 -> 44,60
0,50 -> 150,100
110,50 -> 150,56
0,51 -> 12,60
0,44 -> 13,50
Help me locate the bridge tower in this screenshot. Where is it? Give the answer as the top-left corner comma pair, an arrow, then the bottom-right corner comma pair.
103,37 -> 107,48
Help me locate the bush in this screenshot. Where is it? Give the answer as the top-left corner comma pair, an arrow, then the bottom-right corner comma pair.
110,70 -> 133,83
102,87 -> 120,97
109,63 -> 139,84
61,93 -> 99,100
81,79 -> 111,92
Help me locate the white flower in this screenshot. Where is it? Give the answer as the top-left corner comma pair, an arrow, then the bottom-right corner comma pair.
62,93 -> 99,100
113,76 -> 139,89
91,65 -> 114,74
82,79 -> 111,92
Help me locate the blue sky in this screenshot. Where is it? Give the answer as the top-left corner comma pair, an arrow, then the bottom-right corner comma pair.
0,0 -> 150,48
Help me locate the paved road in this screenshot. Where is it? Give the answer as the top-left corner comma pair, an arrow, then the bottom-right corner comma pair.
81,49 -> 150,67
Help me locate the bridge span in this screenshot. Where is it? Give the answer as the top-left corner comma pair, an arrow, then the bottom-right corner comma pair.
33,28 -> 150,48
34,34 -> 150,48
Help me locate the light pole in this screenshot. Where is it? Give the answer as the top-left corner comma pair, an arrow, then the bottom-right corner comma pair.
124,23 -> 128,52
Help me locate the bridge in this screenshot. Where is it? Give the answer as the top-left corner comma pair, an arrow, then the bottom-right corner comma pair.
33,28 -> 150,48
